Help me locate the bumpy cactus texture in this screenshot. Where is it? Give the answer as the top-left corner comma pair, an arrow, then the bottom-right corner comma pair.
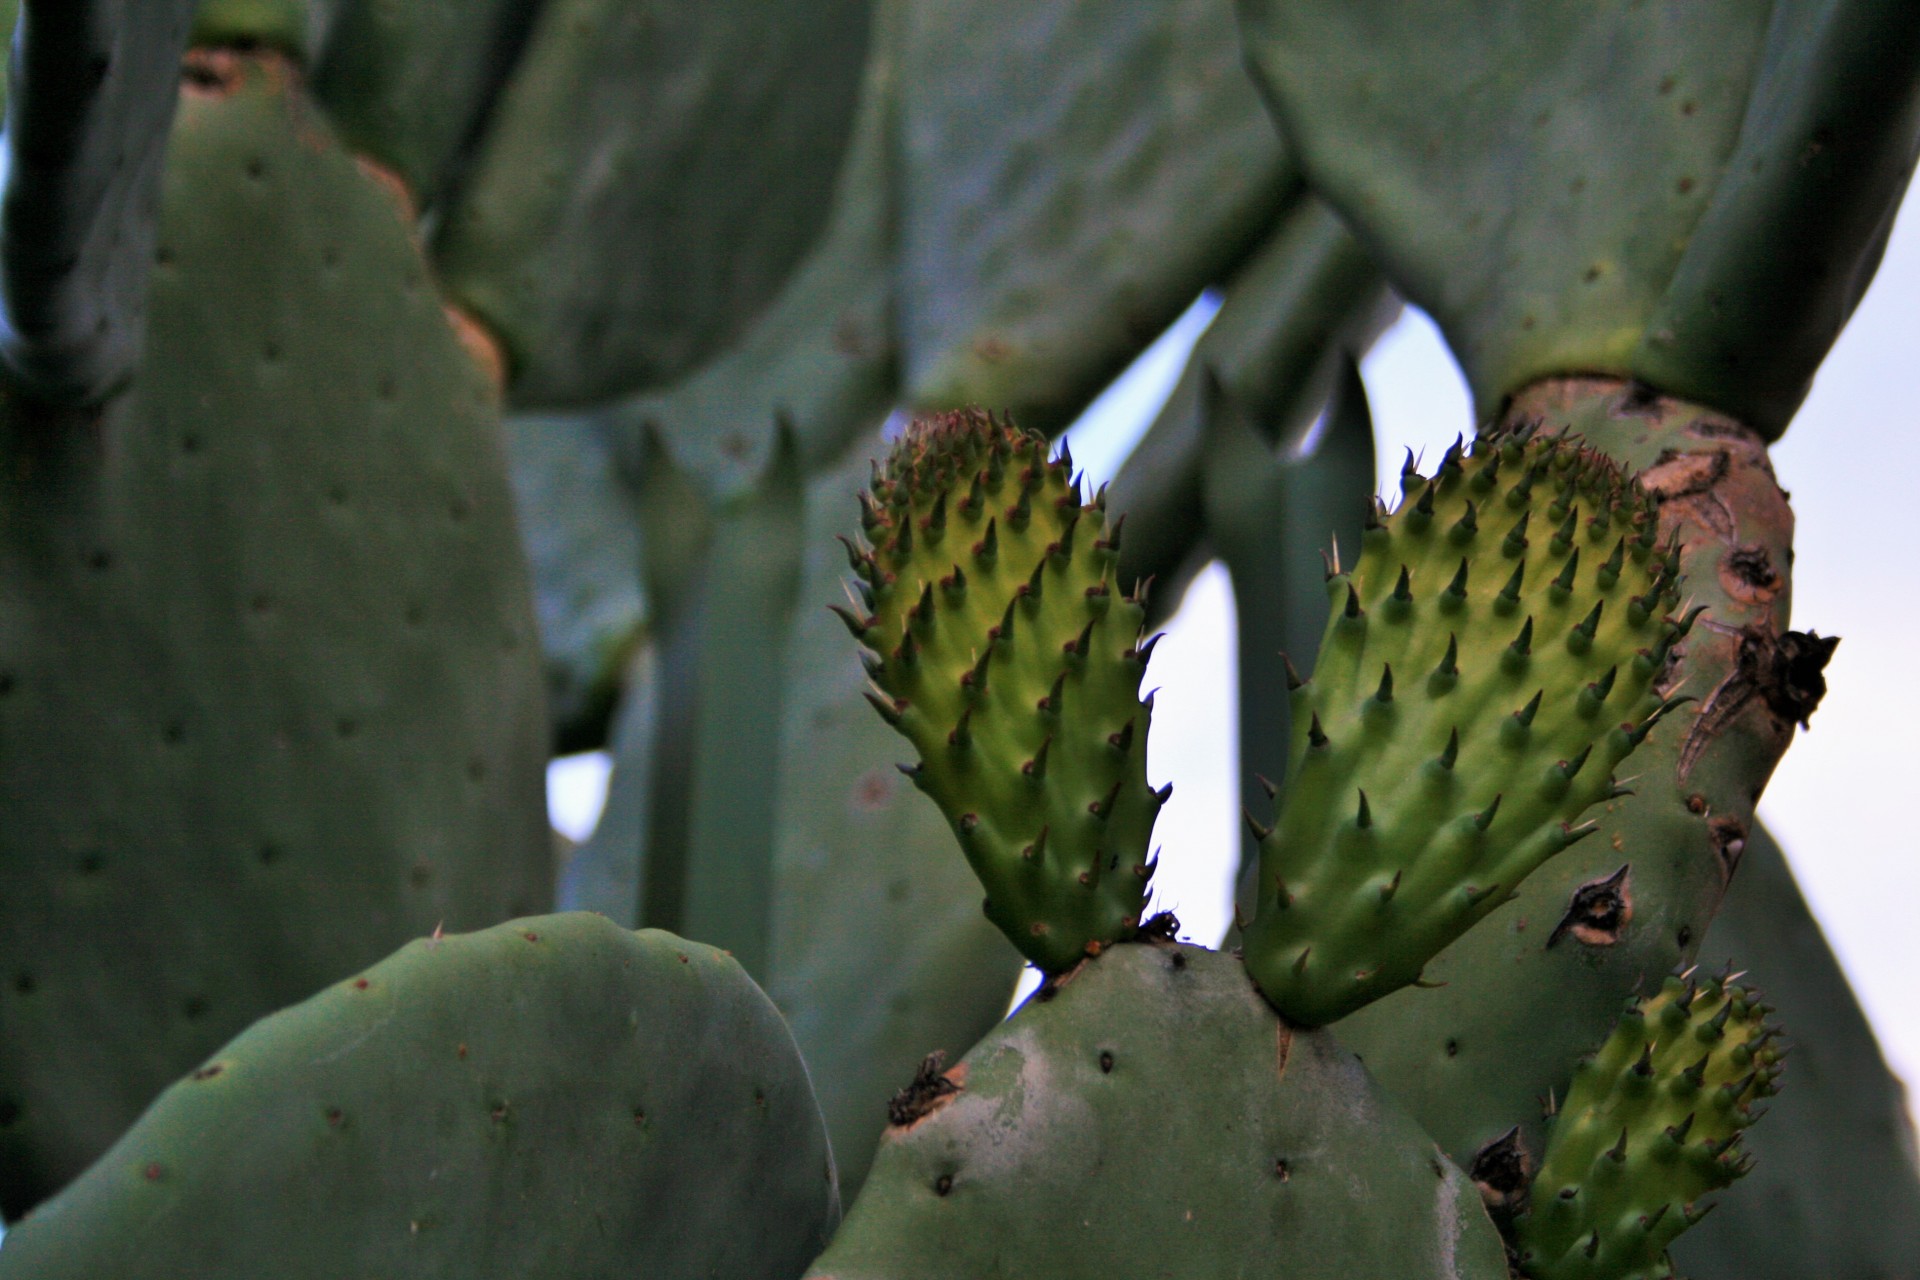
0,50 -> 551,1215
1513,971 -> 1781,1280
808,941 -> 1509,1280
1241,430 -> 1689,1025
0,915 -> 841,1279
847,410 -> 1165,972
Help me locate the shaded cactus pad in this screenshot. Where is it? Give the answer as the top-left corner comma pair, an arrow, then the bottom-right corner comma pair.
1243,429 -> 1692,1025
1514,969 -> 1783,1280
0,914 -> 840,1280
843,409 -> 1165,972
808,940 -> 1509,1280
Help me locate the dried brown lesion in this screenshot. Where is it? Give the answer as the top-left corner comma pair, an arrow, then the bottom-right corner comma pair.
1502,376 -> 1809,791
885,1051 -> 966,1132
1468,1126 -> 1533,1215
1547,865 -> 1632,948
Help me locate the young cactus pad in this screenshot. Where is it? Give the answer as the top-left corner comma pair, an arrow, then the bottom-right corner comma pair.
842,410 -> 1165,973
1514,969 -> 1783,1280
1242,429 -> 1692,1025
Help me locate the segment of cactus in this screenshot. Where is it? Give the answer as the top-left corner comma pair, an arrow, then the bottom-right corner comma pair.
0,915 -> 841,1280
1331,384 -> 1803,1190
1513,970 -> 1782,1280
809,940 -> 1510,1280
1242,428 -> 1691,1025
847,409 -> 1165,973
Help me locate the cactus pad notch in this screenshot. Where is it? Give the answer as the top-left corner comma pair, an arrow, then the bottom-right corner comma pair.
1242,428 -> 1693,1025
843,409 -> 1166,973
1514,968 -> 1783,1280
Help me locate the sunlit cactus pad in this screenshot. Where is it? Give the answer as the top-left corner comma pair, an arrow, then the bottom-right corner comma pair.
842,410 -> 1165,973
1515,969 -> 1783,1280
1243,428 -> 1692,1025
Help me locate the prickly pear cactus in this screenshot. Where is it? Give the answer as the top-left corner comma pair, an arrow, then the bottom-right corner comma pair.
1241,429 -> 1691,1025
0,914 -> 840,1280
846,410 -> 1166,972
1513,970 -> 1782,1280
807,940 -> 1510,1280
0,46 -> 551,1214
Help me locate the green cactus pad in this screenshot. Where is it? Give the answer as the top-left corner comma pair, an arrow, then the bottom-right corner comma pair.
0,914 -> 840,1279
1242,430 -> 1691,1025
432,0 -> 871,405
1235,0 -> 1920,437
898,0 -> 1291,431
0,52 -> 550,1214
1514,970 -> 1782,1280
807,940 -> 1510,1280
847,410 -> 1165,973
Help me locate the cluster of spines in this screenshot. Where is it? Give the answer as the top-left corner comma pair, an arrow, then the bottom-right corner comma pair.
1514,967 -> 1783,1280
839,410 -> 1166,974
1242,426 -> 1695,1026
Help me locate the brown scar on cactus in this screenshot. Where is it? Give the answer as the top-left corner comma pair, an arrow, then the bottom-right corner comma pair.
886,1052 -> 966,1131
1468,1126 -> 1533,1214
1679,627 -> 1837,776
1547,865 -> 1632,948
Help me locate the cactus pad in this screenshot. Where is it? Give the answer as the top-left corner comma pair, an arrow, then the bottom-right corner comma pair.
807,940 -> 1510,1280
1242,429 -> 1691,1025
1514,970 -> 1782,1280
0,915 -> 841,1279
0,51 -> 551,1214
846,410 -> 1164,973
